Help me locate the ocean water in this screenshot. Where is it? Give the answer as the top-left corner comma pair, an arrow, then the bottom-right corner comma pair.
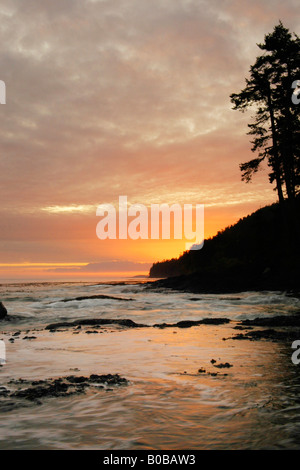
0,280 -> 300,449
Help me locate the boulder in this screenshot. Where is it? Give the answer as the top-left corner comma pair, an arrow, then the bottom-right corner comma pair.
0,302 -> 7,319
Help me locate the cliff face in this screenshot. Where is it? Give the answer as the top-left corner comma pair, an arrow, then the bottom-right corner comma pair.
149,200 -> 300,292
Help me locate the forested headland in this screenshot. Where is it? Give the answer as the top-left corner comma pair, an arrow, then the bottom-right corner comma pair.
149,23 -> 300,293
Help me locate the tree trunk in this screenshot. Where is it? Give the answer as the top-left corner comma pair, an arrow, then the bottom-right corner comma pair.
266,85 -> 285,204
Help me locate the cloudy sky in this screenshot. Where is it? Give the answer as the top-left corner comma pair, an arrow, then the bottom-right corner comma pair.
0,0 -> 299,279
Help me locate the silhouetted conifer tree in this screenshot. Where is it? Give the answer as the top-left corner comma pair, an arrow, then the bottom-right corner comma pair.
230,22 -> 300,204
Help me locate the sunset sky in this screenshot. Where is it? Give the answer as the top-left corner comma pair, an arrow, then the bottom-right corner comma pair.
0,0 -> 299,280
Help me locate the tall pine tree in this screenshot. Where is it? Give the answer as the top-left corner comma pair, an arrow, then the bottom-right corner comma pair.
230,22 -> 300,205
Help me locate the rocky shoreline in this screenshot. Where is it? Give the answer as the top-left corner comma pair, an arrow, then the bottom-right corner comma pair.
147,271 -> 300,294
2,309 -> 300,414
2,313 -> 300,341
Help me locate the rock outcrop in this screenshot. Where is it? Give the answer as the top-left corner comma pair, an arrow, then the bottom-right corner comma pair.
0,302 -> 7,320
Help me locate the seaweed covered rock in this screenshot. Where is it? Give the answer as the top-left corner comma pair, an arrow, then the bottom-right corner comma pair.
7,373 -> 129,404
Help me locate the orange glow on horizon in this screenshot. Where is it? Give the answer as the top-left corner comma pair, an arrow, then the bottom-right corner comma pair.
0,199 -> 274,280
0,263 -> 88,267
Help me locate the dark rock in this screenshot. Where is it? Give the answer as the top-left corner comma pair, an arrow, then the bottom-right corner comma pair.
214,362 -> 233,369
0,387 -> 9,397
7,373 -> 129,404
233,325 -> 252,330
230,328 -> 300,342
0,302 -> 7,320
153,318 -> 230,328
45,318 -> 147,331
89,373 -> 128,385
45,317 -> 231,331
66,376 -> 87,384
52,294 -> 134,304
13,382 -> 69,400
199,318 -> 230,325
